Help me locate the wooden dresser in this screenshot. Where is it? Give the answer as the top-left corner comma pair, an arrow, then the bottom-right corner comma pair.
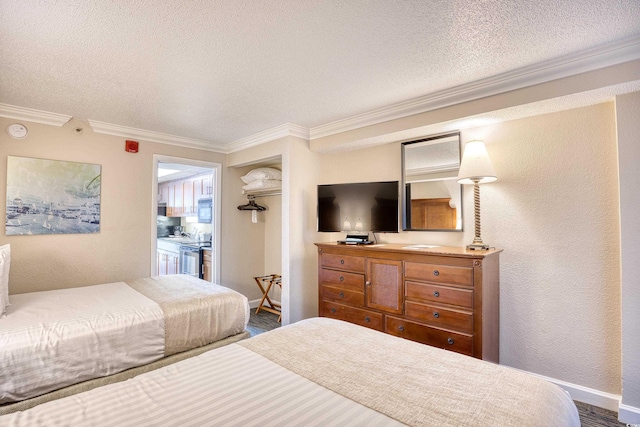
316,242 -> 501,362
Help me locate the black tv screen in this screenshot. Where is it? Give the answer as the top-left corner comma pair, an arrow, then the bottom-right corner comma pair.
317,181 -> 399,233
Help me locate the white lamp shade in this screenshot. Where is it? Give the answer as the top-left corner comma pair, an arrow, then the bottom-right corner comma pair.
457,140 -> 497,184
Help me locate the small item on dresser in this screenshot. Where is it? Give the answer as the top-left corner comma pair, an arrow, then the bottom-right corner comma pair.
338,234 -> 372,245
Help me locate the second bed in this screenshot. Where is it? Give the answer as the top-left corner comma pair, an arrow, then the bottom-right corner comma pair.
0,274 -> 250,413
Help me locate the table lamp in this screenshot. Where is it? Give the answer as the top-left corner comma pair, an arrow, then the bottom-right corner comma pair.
457,140 -> 497,250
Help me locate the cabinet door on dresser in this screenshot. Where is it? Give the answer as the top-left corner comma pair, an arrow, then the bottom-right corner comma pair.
366,258 -> 403,314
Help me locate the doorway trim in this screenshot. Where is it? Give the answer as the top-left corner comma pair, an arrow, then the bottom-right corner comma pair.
152,154 -> 222,283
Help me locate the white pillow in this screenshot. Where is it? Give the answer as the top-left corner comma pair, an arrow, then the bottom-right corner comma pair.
0,244 -> 10,316
241,167 -> 282,184
242,179 -> 282,191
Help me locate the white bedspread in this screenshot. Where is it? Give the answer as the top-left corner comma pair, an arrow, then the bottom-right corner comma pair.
0,283 -> 164,404
0,345 -> 403,427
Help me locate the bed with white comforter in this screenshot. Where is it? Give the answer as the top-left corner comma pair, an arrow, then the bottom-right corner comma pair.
0,275 -> 249,410
0,318 -> 581,427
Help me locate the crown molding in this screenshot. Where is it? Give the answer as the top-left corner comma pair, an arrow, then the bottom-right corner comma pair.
225,123 -> 310,153
87,120 -> 226,153
0,103 -> 71,127
309,35 -> 640,140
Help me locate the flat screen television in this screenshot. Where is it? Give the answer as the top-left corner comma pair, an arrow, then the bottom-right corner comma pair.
317,181 -> 399,233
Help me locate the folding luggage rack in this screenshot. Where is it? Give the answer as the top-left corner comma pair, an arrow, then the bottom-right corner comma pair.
253,274 -> 282,322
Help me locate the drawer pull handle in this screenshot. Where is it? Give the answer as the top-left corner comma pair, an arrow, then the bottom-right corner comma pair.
339,292 -> 345,299
330,307 -> 337,314
433,291 -> 440,297
433,312 -> 440,318
398,325 -> 405,332
433,270 -> 440,276
364,316 -> 370,323
340,259 -> 345,264
339,276 -> 344,281
365,281 -> 371,286
447,338 -> 454,345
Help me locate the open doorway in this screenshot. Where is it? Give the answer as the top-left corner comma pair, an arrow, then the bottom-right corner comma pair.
152,155 -> 222,284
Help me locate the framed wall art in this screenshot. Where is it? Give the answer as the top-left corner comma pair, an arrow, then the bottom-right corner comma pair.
6,156 -> 101,235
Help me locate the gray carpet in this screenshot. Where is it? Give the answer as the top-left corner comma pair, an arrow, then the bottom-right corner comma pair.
246,313 -> 625,425
575,401 -> 627,426
247,309 -> 281,336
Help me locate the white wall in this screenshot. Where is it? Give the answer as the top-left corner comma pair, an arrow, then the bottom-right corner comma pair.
615,91 -> 640,423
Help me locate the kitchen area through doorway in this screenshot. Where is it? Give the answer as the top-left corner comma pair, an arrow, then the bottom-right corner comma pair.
154,159 -> 219,282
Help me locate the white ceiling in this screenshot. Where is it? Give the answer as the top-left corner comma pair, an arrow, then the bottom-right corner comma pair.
1,1 -> 640,151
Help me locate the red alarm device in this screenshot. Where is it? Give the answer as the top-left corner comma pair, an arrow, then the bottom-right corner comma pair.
125,140 -> 139,153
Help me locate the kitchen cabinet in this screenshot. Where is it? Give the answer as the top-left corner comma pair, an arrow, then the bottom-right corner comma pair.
157,239 -> 180,276
157,248 -> 179,275
158,173 -> 213,218
202,248 -> 212,281
158,184 -> 169,205
316,242 -> 501,362
182,179 -> 195,217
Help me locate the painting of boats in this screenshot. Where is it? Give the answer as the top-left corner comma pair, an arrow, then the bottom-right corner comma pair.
6,156 -> 101,235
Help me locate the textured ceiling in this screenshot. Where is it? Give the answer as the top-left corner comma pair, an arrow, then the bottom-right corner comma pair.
1,1 -> 639,148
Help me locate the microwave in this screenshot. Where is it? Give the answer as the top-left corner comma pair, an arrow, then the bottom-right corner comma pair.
198,198 -> 212,223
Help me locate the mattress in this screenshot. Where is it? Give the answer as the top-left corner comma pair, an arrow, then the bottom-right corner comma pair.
0,318 -> 581,427
0,275 -> 250,405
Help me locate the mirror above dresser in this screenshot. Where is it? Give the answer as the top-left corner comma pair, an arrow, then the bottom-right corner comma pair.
401,132 -> 463,231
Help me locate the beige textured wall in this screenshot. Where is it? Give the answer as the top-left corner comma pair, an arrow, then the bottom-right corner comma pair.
316,103 -> 621,396
616,91 -> 640,415
227,136 -> 321,324
479,104 -> 620,394
263,193 -> 282,300
221,162 -> 282,304
219,163 -> 268,302
0,117 -> 225,295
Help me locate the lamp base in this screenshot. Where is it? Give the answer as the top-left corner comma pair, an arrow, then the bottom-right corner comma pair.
466,243 -> 491,251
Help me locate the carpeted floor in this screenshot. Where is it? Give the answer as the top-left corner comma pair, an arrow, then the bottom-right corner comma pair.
575,401 -> 627,426
246,312 -> 627,426
247,308 -> 281,336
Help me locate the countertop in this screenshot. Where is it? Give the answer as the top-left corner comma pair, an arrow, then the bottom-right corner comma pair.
157,236 -> 211,251
158,236 -> 204,245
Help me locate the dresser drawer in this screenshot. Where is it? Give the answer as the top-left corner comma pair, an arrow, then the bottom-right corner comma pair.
406,281 -> 473,309
321,300 -> 384,331
321,285 -> 365,307
320,268 -> 364,291
385,316 -> 473,356
405,262 -> 473,286
321,253 -> 365,273
405,301 -> 473,333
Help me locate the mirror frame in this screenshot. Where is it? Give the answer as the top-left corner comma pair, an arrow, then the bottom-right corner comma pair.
401,131 -> 463,232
